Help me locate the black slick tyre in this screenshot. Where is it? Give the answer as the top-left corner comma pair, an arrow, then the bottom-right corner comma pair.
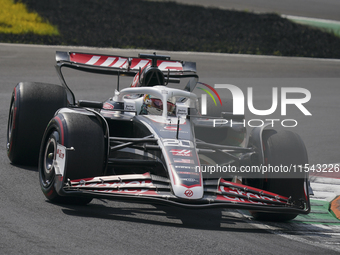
251,130 -> 308,222
7,82 -> 68,166
38,112 -> 105,205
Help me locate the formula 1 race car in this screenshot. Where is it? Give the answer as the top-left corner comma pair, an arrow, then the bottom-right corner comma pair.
6,51 -> 310,221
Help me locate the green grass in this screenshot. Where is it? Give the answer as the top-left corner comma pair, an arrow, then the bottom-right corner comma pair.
286,16 -> 340,37
2,0 -> 340,58
293,199 -> 340,225
0,0 -> 59,35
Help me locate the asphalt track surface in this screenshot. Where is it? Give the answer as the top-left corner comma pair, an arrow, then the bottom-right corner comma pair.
1,44 -> 340,254
166,0 -> 340,21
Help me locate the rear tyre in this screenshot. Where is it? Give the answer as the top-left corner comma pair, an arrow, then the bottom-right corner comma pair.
7,82 -> 68,166
39,112 -> 105,205
250,130 -> 308,221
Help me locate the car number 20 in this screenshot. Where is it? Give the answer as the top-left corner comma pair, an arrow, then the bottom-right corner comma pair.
162,139 -> 193,148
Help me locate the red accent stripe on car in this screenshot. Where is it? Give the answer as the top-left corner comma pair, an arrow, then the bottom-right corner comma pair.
54,116 -> 64,145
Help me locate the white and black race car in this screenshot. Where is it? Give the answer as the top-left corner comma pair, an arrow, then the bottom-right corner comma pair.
7,51 -> 310,221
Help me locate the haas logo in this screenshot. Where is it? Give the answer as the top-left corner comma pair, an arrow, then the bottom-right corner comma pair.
184,189 -> 193,197
170,149 -> 192,157
57,149 -> 64,159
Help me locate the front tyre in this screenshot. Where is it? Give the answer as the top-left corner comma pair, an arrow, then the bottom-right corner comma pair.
251,130 -> 309,221
39,112 -> 105,205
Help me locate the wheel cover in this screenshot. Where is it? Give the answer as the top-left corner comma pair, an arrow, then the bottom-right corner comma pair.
41,133 -> 57,187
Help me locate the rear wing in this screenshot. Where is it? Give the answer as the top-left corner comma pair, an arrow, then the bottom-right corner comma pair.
56,51 -> 196,75
55,51 -> 198,104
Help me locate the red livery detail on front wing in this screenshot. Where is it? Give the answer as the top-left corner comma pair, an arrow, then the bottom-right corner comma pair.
219,179 -> 289,201
70,174 -> 159,196
66,174 -> 292,207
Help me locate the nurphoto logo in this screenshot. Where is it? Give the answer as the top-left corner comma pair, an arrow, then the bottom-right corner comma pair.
200,84 -> 311,128
197,82 -> 222,115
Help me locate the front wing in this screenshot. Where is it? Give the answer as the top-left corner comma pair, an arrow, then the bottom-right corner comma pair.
55,172 -> 310,214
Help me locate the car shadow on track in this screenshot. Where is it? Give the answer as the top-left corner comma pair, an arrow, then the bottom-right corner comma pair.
58,200 -> 269,232
9,163 -> 37,172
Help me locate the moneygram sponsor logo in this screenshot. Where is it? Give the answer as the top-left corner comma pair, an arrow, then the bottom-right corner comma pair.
177,171 -> 199,176
200,84 -> 311,127
164,126 -> 181,131
173,158 -> 194,164
181,178 -> 198,183
175,165 -> 196,170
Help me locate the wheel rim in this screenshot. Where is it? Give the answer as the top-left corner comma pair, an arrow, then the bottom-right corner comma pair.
41,132 -> 58,187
